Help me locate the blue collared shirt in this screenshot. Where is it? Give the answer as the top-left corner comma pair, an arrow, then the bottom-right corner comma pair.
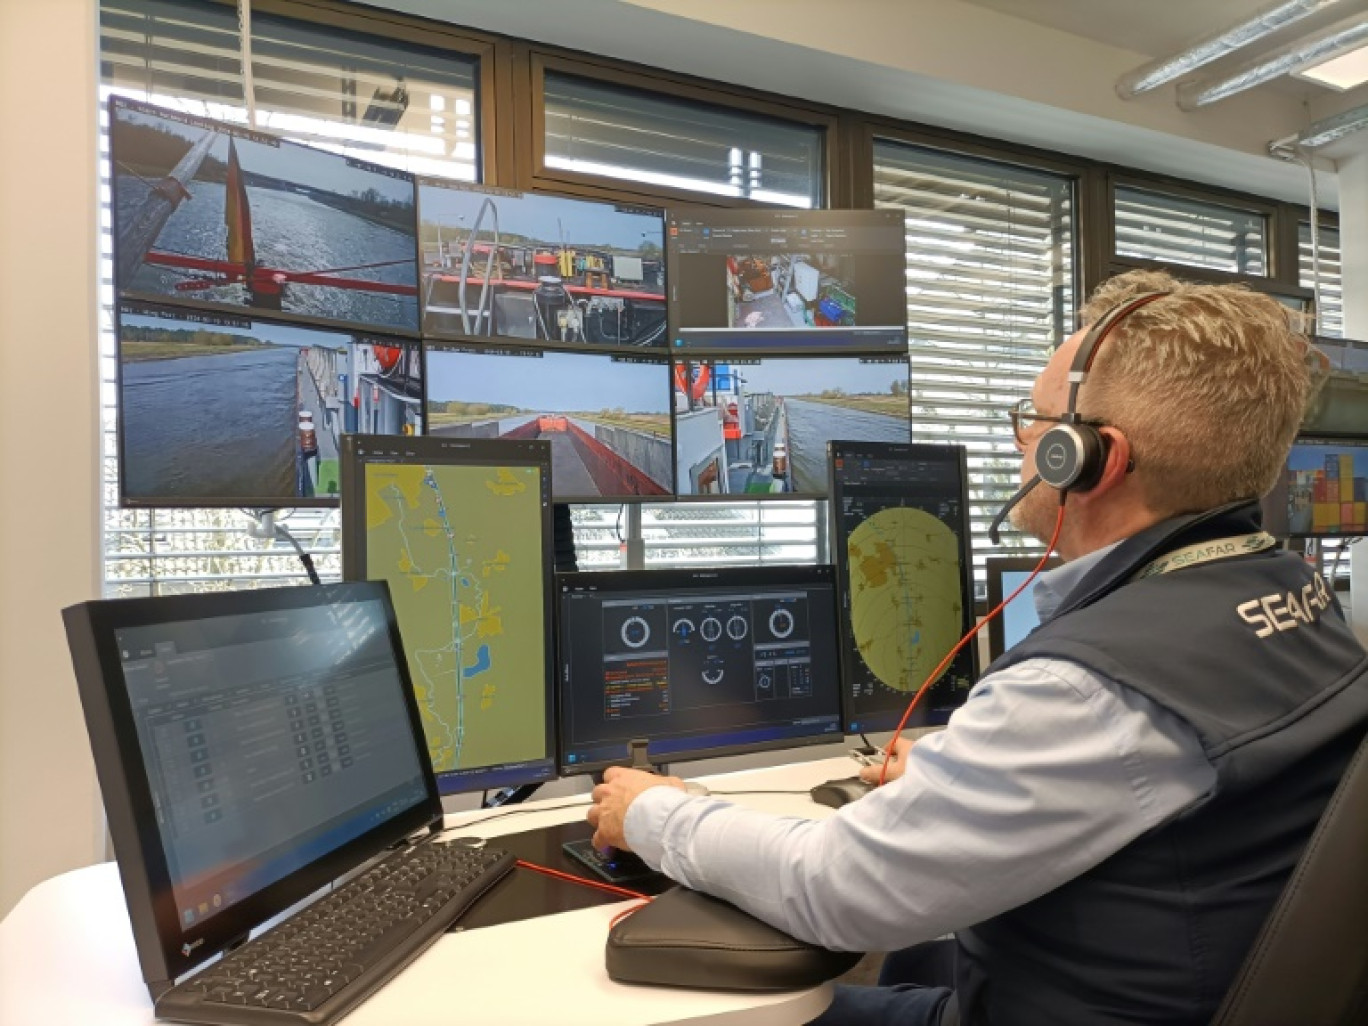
623,546 -> 1217,952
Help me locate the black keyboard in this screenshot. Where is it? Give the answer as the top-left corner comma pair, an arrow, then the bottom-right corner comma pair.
156,839 -> 515,1025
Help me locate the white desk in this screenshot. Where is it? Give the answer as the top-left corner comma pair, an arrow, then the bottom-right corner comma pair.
0,755 -> 859,1026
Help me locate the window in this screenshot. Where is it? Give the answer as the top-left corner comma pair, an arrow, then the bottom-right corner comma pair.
541,70 -> 824,208
873,140 -> 1076,575
1300,221 -> 1343,338
1114,185 -> 1267,275
98,0 -> 481,596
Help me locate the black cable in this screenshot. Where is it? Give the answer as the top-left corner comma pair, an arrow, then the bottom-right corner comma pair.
275,524 -> 322,586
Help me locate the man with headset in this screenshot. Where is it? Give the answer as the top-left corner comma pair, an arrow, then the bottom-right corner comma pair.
587,270 -> 1368,1026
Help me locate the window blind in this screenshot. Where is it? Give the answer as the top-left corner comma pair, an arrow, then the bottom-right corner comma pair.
1114,185 -> 1267,275
1299,221 -> 1343,338
873,140 -> 1076,580
542,71 -> 823,209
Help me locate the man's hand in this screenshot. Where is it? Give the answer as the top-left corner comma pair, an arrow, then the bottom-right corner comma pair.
858,737 -> 915,785
586,766 -> 685,850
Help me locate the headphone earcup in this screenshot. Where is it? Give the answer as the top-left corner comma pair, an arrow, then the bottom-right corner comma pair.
1035,423 -> 1108,493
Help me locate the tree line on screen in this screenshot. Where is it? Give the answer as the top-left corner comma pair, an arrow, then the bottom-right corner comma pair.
121,325 -> 268,361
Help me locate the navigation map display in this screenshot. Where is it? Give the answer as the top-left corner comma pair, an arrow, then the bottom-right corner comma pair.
673,355 -> 910,497
829,441 -> 977,733
419,178 -> 665,346
110,96 -> 420,334
425,344 -> 674,500
118,300 -> 420,507
340,435 -> 557,795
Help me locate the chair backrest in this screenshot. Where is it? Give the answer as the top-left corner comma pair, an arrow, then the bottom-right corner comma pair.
1211,727 -> 1368,1026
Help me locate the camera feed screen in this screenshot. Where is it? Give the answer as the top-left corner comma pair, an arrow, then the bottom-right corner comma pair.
673,355 -> 910,497
1262,437 -> 1368,538
667,208 -> 908,353
829,442 -> 976,734
418,179 -> 666,347
424,345 -> 674,500
1303,336 -> 1368,437
118,300 -> 421,506
110,97 -> 420,334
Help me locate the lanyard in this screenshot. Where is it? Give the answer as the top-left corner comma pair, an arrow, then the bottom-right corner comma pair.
1132,532 -> 1278,582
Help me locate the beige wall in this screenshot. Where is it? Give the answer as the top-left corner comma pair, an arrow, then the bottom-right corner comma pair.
0,0 -> 105,919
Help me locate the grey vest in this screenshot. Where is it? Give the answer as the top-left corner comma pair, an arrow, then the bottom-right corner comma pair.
956,503 -> 1368,1026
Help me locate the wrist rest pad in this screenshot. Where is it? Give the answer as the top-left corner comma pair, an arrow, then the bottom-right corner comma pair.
606,885 -> 862,991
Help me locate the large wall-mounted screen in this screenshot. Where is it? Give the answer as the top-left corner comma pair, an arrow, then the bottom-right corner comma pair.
424,343 -> 674,501
667,207 -> 908,353
1304,335 -> 1368,438
110,96 -> 420,334
672,355 -> 910,497
418,179 -> 666,347
1262,435 -> 1368,538
118,300 -> 421,507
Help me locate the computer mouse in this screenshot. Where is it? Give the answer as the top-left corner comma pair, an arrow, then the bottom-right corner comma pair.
809,776 -> 875,809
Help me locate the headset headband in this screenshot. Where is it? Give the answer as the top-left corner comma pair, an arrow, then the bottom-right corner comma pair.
1064,291 -> 1169,422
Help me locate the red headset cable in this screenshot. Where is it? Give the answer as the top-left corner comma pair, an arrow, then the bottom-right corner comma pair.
878,502 -> 1067,787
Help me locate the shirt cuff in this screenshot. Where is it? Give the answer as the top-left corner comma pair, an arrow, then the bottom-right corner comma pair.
624,784 -> 690,868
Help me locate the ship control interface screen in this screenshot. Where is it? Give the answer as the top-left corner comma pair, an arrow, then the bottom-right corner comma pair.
556,566 -> 844,772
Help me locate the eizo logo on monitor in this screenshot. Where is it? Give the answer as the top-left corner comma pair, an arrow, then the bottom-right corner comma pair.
1045,443 -> 1068,471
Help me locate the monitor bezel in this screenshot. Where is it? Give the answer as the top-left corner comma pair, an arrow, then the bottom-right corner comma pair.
416,176 -> 668,350
827,439 -> 979,734
670,352 -> 911,502
62,581 -> 443,993
339,432 -> 560,794
108,95 -> 422,339
553,564 -> 846,776
666,206 -> 910,357
421,338 -> 677,502
1263,433 -> 1368,540
983,555 -> 1062,663
114,297 -> 422,509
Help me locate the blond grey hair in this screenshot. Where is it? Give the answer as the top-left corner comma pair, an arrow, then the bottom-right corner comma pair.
1076,270 -> 1315,517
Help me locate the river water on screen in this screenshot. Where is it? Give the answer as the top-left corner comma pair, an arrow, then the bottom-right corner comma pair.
122,349 -> 297,500
116,177 -> 418,330
786,399 -> 907,493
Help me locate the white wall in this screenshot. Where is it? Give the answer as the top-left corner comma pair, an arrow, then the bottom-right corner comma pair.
0,0 -> 104,918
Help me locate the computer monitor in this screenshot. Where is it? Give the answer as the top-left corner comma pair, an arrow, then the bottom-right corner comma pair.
556,565 -> 845,773
424,342 -> 674,500
673,354 -> 910,497
116,299 -> 421,507
109,96 -> 420,334
418,177 -> 666,346
984,555 -> 1062,663
1261,435 -> 1368,538
828,441 -> 977,734
340,434 -> 558,795
62,581 -> 441,991
667,207 -> 908,353
1304,336 -> 1368,438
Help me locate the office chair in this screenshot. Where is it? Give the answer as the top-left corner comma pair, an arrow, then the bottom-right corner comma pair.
1211,726 -> 1368,1026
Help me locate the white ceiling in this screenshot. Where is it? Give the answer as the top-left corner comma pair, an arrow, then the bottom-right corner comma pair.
963,0 -> 1298,55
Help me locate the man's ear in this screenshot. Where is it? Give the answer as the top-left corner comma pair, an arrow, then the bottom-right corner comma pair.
1082,426 -> 1133,499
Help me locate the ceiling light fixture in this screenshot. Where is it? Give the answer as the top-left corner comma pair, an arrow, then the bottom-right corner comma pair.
1117,0 -> 1347,99
1177,11 -> 1368,109
1296,40 -> 1368,88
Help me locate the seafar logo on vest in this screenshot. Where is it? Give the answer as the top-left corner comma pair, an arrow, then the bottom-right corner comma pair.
1236,572 -> 1332,638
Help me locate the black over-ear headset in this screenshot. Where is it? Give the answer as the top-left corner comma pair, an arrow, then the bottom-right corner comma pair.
1034,290 -> 1170,492
988,290 -> 1169,544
